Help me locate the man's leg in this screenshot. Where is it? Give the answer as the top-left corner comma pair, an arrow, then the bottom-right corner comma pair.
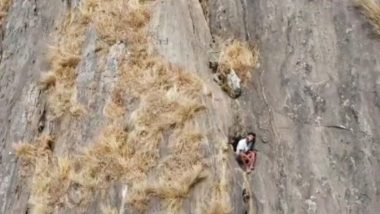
248,151 -> 256,170
240,153 -> 250,170
244,151 -> 254,171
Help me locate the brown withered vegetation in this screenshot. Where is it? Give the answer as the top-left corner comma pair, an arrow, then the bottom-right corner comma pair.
40,10 -> 87,118
101,205 -> 118,214
14,0 -> 220,213
357,0 -> 380,35
0,0 -> 12,28
218,40 -> 259,84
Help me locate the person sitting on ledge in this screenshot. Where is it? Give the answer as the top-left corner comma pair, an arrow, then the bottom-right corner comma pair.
235,132 -> 257,172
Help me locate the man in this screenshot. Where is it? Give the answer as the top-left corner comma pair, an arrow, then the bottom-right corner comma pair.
236,132 -> 257,172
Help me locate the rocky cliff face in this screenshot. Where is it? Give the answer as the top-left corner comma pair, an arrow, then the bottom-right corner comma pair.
1,0 -> 379,214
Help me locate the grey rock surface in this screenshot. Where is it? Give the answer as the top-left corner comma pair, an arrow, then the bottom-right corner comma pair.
0,0 -> 379,214
209,0 -> 380,213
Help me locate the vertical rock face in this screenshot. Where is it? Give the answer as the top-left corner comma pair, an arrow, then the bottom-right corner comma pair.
1,0 -> 247,213
0,0 -> 66,212
0,0 -> 379,214
209,0 -> 380,213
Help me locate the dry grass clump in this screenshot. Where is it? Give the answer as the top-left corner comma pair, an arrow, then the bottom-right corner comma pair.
218,40 -> 259,83
33,157 -> 74,204
79,0 -> 150,44
146,164 -> 207,212
18,119 -> 205,212
14,135 -> 75,213
103,87 -> 126,119
128,164 -> 207,213
204,180 -> 232,214
91,1 -> 129,44
101,205 -> 118,214
13,135 -> 54,171
120,49 -> 204,97
39,72 -> 57,89
131,91 -> 205,136
27,156 -> 75,214
72,124 -> 131,188
357,0 -> 380,35
0,0 -> 12,27
206,202 -> 232,214
15,126 -> 130,212
90,2 -> 209,210
47,85 -> 87,118
160,126 -> 205,179
126,3 -> 151,28
126,122 -> 206,212
42,11 -> 87,118
113,29 -> 208,211
103,99 -> 125,119
167,123 -> 205,154
103,47 -> 206,211
146,164 -> 207,198
43,0 -> 153,117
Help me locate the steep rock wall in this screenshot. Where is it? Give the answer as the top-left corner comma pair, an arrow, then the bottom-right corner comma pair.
0,0 -> 250,213
0,0 -> 379,214
209,0 -> 380,213
0,0 -> 67,212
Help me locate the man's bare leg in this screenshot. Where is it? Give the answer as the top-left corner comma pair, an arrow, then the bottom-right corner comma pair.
240,153 -> 251,171
249,152 -> 256,170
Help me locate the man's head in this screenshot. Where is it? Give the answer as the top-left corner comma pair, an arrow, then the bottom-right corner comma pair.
246,132 -> 256,142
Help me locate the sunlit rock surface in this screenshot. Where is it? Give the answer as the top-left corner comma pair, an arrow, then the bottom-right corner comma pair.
1,0 -> 379,213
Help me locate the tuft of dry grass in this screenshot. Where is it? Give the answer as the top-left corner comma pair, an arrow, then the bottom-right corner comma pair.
44,0 -> 154,117
218,40 -> 259,84
72,124 -> 131,187
158,164 -> 207,213
357,0 -> 380,35
47,85 -> 86,118
14,135 -> 76,213
68,99 -> 87,117
0,0 -> 12,27
103,87 -> 126,119
44,11 -> 87,118
205,181 -> 232,214
101,205 -> 118,214
126,122 -> 206,212
13,134 -> 54,164
130,91 -> 205,136
145,164 -> 207,199
14,127 -> 129,212
13,137 -> 52,184
79,0 -> 150,44
125,0 -> 151,29
126,182 -> 150,211
103,99 -> 125,119
206,202 -> 232,214
120,51 -> 204,97
13,143 -> 37,161
39,72 -> 57,89
128,164 -> 207,213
